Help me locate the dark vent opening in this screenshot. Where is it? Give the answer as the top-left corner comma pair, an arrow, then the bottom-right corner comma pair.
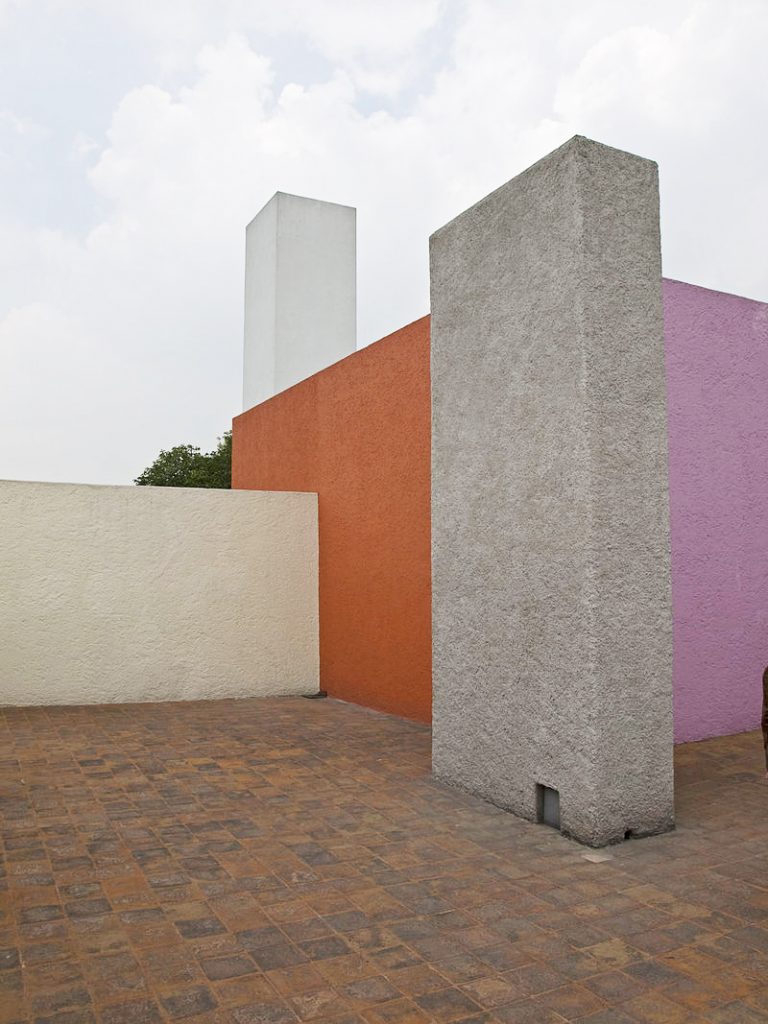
536,784 -> 561,830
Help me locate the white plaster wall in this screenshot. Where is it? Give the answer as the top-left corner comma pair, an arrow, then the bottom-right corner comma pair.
243,192 -> 356,410
243,196 -> 278,411
0,481 -> 318,706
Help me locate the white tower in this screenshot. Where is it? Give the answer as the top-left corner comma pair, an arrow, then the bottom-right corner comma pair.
243,192 -> 356,410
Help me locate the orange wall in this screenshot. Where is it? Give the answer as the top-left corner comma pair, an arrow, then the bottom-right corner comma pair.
232,316 -> 432,722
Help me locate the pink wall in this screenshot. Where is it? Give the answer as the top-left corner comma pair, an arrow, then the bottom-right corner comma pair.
664,279 -> 768,741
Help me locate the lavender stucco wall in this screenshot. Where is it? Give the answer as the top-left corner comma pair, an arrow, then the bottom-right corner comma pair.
664,279 -> 768,742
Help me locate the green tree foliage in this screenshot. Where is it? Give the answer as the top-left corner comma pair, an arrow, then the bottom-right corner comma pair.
134,432 -> 231,488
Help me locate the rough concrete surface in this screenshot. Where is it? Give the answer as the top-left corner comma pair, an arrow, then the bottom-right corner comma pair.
0,481 -> 318,705
430,136 -> 673,846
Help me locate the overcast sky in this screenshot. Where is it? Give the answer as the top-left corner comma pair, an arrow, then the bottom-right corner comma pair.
1,0 -> 766,485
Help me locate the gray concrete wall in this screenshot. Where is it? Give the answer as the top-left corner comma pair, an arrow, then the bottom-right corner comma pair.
430,136 -> 673,846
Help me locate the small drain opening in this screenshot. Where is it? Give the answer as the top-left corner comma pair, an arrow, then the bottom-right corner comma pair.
536,784 -> 561,830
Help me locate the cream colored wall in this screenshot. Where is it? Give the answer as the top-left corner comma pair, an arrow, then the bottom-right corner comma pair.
0,481 -> 318,706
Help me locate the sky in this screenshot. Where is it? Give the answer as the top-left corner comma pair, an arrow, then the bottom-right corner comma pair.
1,0 -> 766,485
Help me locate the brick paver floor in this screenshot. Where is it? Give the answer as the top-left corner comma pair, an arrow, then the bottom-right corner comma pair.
1,697 -> 767,1024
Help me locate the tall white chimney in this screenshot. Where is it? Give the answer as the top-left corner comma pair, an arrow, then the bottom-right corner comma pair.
243,192 -> 356,410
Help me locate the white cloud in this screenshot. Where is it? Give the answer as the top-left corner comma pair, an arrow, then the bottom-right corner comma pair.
0,0 -> 766,484
80,0 -> 445,95
0,108 -> 44,136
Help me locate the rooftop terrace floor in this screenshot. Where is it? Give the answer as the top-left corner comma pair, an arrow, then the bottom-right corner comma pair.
1,697 -> 767,1024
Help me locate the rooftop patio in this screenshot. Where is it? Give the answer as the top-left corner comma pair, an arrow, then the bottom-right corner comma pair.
1,697 -> 767,1024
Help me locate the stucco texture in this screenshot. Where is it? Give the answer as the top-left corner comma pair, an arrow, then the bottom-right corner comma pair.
232,317 -> 432,723
664,279 -> 768,741
0,481 -> 318,706
430,137 -> 673,846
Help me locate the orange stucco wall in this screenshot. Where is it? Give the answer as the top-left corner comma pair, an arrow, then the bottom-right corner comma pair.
232,316 -> 432,722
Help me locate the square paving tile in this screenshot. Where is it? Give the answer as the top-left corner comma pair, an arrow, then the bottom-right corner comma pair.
0,698 -> 766,1024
